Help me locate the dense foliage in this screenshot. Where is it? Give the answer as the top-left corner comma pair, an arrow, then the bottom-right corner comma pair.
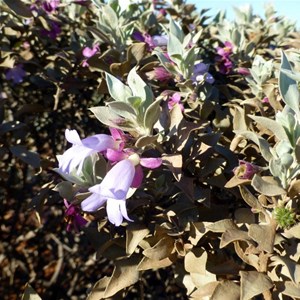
2,0 -> 300,299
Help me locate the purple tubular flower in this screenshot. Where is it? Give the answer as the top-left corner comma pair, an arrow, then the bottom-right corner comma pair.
5,64 -> 26,84
82,43 -> 99,58
42,0 -> 60,13
233,160 -> 260,179
64,199 -> 87,232
58,129 -> 116,174
82,44 -> 99,67
237,67 -> 251,76
40,20 -> 61,39
191,63 -> 214,84
132,31 -> 145,42
147,67 -> 173,82
81,160 -> 135,226
262,97 -> 270,104
216,41 -> 234,74
168,92 -> 184,111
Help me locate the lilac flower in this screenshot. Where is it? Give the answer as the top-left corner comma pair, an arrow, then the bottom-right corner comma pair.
105,148 -> 162,189
191,63 -> 214,84
5,64 -> 26,84
82,43 -> 100,67
233,160 -> 260,180
64,199 -> 87,232
81,159 -> 135,226
58,129 -> 117,174
168,92 -> 184,111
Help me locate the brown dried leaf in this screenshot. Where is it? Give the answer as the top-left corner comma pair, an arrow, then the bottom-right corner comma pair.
248,223 -> 276,253
142,236 -> 174,260
288,179 -> 300,198
211,280 -> 240,300
270,256 -> 300,284
0,55 -> 15,68
234,242 -> 259,270
190,282 -> 219,299
190,271 -> 217,289
184,248 -> 207,274
188,222 -> 210,246
3,0 -> 33,18
206,219 -> 238,233
137,253 -> 176,271
21,283 -> 42,300
239,185 -> 264,211
234,208 -> 256,224
162,154 -> 182,181
220,229 -> 252,248
224,176 -> 250,188
240,271 -> 273,300
126,225 -> 150,256
127,43 -> 146,63
279,281 -> 300,298
285,223 -> 300,239
104,255 -> 140,298
87,276 -> 110,300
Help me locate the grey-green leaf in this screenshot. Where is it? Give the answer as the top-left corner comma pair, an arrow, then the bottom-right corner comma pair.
143,99 -> 161,133
251,174 -> 286,196
279,51 -> 300,117
248,115 -> 289,141
105,73 -> 132,102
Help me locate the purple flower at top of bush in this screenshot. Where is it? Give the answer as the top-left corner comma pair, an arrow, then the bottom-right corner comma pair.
40,20 -> 61,39
81,159 -> 136,226
42,0 -> 60,13
147,67 -> 173,82
191,63 -> 215,84
216,41 -> 233,58
168,92 -> 184,111
237,67 -> 251,76
58,129 -> 117,174
82,43 -> 100,67
64,199 -> 87,232
262,97 -> 269,104
233,160 -> 260,180
215,41 -> 234,74
5,64 -> 26,84
132,31 -> 168,50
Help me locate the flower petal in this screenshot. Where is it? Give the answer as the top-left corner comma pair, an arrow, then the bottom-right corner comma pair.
131,165 -> 143,188
58,145 -> 93,173
100,160 -> 135,200
65,129 -> 82,145
119,200 -> 133,222
82,134 -> 115,151
140,157 -> 162,169
106,149 -> 127,162
106,199 -> 124,226
81,192 -> 106,212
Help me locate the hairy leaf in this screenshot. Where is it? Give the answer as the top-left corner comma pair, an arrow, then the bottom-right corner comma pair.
240,271 -> 273,300
279,51 -> 300,117
251,174 -> 286,196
